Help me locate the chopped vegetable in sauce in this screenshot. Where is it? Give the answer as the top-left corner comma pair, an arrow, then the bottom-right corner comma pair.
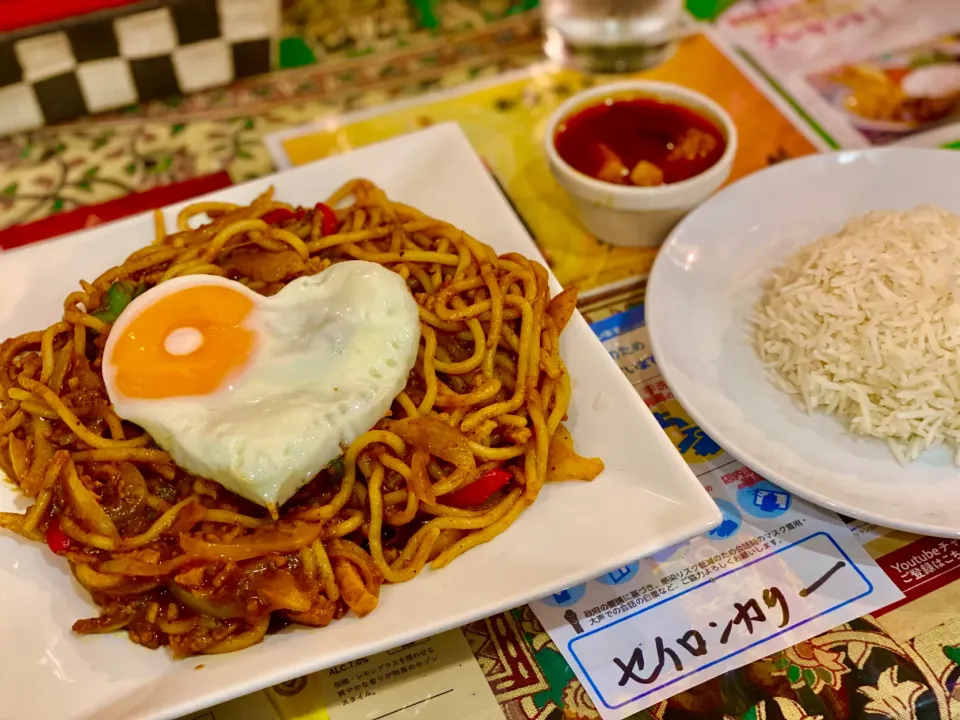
92,281 -> 146,325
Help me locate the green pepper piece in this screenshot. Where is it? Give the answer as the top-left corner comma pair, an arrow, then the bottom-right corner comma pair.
91,281 -> 146,325
328,456 -> 345,477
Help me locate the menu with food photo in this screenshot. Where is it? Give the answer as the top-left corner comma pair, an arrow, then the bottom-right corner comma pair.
710,0 -> 960,149
805,34 -> 960,146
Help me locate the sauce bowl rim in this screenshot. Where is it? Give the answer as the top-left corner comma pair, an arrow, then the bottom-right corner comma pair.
543,79 -> 738,203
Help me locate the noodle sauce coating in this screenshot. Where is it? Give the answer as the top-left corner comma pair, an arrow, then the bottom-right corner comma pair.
0,180 -> 604,657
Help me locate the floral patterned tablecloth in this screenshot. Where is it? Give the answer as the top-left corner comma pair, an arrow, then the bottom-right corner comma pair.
1,3 -> 959,719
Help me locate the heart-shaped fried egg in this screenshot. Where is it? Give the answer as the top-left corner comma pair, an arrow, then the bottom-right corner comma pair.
102,260 -> 420,510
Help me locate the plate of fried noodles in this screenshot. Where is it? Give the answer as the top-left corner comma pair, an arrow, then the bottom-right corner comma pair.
0,124 -> 719,720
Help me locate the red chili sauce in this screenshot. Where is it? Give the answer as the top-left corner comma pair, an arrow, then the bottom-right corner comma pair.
553,97 -> 726,187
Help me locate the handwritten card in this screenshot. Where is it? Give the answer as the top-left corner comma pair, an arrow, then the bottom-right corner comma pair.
529,307 -> 903,718
568,533 -> 870,710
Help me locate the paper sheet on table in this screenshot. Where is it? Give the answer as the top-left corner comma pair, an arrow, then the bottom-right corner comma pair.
529,305 -> 903,719
708,0 -> 960,149
180,629 -> 501,720
180,691 -> 279,720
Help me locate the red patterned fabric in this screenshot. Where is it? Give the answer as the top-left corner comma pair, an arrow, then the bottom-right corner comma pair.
0,172 -> 232,250
0,0 -> 143,32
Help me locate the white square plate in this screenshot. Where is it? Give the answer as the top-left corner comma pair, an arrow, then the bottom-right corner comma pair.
0,124 -> 719,720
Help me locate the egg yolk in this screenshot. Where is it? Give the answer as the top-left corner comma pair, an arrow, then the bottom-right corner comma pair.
109,284 -> 256,399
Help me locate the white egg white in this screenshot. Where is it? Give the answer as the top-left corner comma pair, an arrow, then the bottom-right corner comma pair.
102,261 -> 421,510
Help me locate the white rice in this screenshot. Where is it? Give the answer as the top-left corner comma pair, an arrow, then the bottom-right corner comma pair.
751,206 -> 960,464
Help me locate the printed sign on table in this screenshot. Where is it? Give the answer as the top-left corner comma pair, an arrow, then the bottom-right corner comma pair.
568,533 -> 870,711
873,537 -> 960,616
710,0 -> 960,149
180,691 -> 279,720
529,306 -> 903,719
179,629 -> 500,720
264,629 -> 501,720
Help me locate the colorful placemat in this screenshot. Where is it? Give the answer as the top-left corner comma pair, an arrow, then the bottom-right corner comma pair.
1,2 -> 959,718
272,33 -> 817,294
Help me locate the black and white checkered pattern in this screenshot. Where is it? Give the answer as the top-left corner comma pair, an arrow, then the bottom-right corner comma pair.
0,0 -> 278,135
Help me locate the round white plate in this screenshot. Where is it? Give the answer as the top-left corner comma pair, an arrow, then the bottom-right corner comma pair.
646,147 -> 960,538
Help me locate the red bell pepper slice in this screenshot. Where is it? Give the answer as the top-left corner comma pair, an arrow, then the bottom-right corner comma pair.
45,517 -> 73,555
260,208 -> 294,225
315,202 -> 338,236
261,208 -> 309,226
443,467 -> 512,508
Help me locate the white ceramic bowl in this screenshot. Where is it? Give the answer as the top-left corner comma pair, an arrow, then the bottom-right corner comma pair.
544,80 -> 738,247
